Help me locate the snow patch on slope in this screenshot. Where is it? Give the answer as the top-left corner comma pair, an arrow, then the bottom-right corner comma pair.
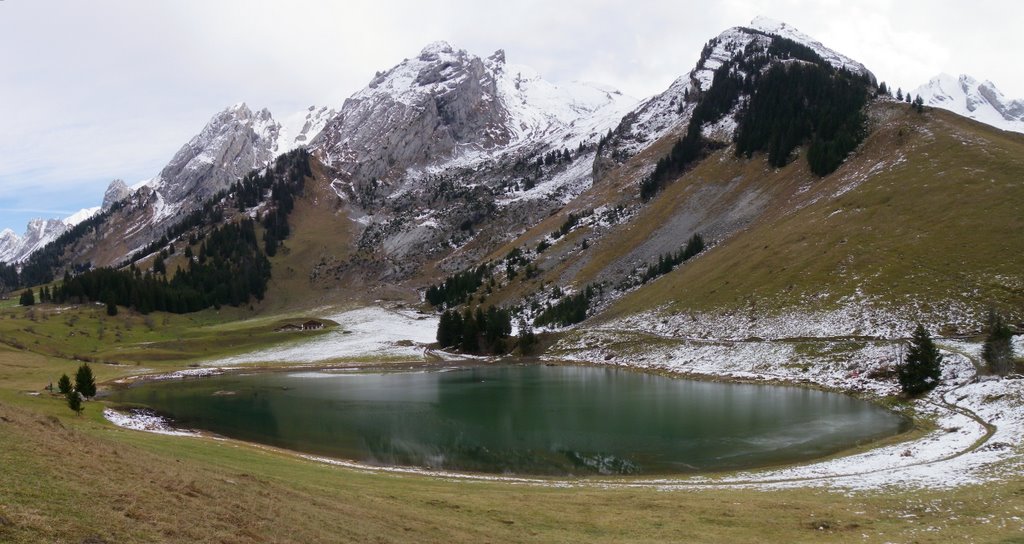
204,307 -> 439,365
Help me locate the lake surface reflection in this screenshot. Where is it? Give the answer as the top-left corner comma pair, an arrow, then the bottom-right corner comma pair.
109,365 -> 909,475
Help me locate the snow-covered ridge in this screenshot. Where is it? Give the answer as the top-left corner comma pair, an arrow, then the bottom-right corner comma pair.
913,73 -> 1024,134
0,207 -> 101,264
748,16 -> 872,78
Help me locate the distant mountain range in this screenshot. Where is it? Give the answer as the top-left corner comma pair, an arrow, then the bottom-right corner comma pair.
912,73 -> 1024,134
4,18 -> 1019,266
3,17 -> 1021,337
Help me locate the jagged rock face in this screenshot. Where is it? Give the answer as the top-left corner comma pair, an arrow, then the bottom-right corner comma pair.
102,179 -> 131,211
312,42 -> 510,185
0,219 -> 67,264
0,229 -> 20,263
155,103 -> 280,206
913,74 -> 1024,133
594,17 -> 875,182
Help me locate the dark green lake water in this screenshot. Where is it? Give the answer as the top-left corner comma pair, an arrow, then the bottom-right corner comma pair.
109,365 -> 908,475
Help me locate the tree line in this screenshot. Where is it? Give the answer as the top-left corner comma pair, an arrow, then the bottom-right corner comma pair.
436,305 -> 513,354
425,264 -> 491,309
51,219 -> 270,314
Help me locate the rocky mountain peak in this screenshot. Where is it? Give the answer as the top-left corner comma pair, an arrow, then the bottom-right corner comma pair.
153,102 -> 281,209
746,17 -> 871,77
313,43 -> 511,184
102,179 -> 131,211
312,41 -> 634,190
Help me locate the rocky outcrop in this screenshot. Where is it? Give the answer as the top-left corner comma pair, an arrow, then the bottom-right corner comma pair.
0,219 -> 67,264
102,179 -> 131,211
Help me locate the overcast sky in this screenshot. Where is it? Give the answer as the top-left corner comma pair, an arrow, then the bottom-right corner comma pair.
1,0 -> 1021,233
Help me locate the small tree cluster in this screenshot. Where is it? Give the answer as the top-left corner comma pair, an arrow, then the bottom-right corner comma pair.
425,265 -> 490,308
58,363 -> 95,416
534,285 -> 595,328
436,306 -> 513,354
19,288 -> 35,306
553,209 -> 593,239
536,148 -> 572,168
983,310 -> 1016,375
641,233 -> 704,283
898,324 -> 943,396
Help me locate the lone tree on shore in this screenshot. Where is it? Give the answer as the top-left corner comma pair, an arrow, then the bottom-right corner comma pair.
983,309 -> 1015,375
898,323 -> 943,396
74,363 -> 96,398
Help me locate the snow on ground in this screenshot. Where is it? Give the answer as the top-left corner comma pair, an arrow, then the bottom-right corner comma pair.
205,307 -> 439,366
608,297 -> 983,341
103,408 -> 199,437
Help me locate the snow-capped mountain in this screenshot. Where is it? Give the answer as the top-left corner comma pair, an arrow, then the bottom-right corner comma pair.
912,74 -> 1024,133
1,102 -> 334,265
595,17 -> 874,180
153,103 -> 283,206
311,41 -> 636,187
0,208 -> 99,264
151,102 -> 338,219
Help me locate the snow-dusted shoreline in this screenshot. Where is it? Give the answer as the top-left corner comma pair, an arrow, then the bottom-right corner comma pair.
103,407 -> 199,437
550,330 -> 1024,490
102,307 -> 1023,492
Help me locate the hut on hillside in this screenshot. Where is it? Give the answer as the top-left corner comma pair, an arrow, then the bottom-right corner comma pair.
302,320 -> 324,331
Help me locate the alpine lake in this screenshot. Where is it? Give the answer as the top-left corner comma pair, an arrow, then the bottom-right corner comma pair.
108,364 -> 909,476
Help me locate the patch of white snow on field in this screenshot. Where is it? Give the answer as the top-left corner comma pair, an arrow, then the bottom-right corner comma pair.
205,307 -> 439,365
104,408 -> 198,437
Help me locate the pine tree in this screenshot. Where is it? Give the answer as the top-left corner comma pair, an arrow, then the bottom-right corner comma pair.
57,373 -> 72,395
896,88 -> 903,101
461,308 -> 479,353
982,310 -> 1015,375
74,363 -> 96,398
518,320 -> 538,355
153,254 -> 166,275
436,309 -> 463,349
898,324 -> 943,396
878,81 -> 888,96
66,390 -> 83,416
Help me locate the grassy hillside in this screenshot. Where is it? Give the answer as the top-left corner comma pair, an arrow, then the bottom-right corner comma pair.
596,102 -> 1024,327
